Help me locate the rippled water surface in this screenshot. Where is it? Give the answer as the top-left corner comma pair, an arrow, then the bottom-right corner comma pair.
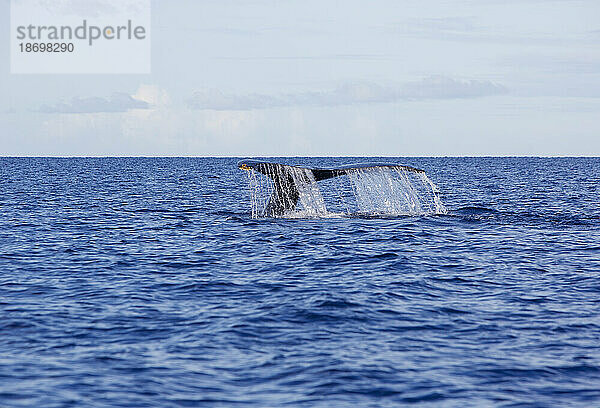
1,157 -> 600,407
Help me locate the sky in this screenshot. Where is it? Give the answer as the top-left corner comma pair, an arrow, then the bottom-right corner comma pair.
1,0 -> 599,156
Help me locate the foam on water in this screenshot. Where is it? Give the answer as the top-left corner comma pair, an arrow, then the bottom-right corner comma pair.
244,164 -> 446,218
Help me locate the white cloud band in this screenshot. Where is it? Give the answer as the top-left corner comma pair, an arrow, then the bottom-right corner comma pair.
187,77 -> 508,110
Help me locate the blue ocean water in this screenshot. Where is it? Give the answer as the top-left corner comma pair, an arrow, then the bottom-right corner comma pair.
1,157 -> 599,407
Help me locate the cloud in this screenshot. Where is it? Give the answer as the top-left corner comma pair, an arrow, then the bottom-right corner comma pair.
401,76 -> 508,99
133,84 -> 171,107
395,17 -> 479,35
39,93 -> 150,114
187,77 -> 508,110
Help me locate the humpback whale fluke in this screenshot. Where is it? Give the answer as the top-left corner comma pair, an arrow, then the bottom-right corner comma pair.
238,160 -> 301,216
238,159 -> 427,217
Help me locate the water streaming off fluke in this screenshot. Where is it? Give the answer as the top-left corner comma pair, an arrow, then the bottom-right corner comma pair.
240,160 -> 446,218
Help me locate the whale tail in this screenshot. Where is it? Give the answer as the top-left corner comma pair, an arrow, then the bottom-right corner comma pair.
238,159 -> 425,217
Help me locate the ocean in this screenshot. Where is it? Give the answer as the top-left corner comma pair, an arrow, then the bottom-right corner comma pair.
1,157 -> 599,407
